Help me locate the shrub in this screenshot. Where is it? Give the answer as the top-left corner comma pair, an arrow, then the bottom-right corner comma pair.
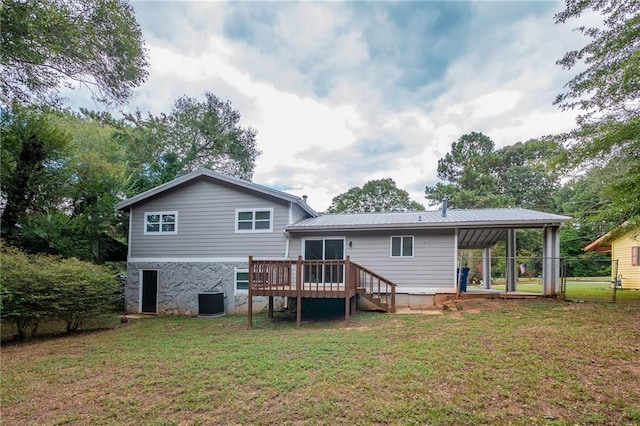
48,257 -> 119,332
0,241 -> 119,339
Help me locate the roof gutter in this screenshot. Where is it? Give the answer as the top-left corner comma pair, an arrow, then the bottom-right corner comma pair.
286,220 -> 569,233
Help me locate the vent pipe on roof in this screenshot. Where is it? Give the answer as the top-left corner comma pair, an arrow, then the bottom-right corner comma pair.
441,196 -> 448,217
302,195 -> 308,203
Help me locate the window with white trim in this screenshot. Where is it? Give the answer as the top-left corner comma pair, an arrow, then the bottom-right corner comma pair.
235,208 -> 273,232
144,212 -> 178,234
391,236 -> 413,257
235,268 -> 249,294
632,246 -> 639,266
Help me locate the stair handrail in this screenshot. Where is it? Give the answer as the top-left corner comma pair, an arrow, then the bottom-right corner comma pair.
348,258 -> 396,313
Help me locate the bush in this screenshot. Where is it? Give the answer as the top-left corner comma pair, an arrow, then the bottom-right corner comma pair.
0,241 -> 119,340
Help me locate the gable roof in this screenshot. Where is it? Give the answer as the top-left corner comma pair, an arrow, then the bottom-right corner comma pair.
115,168 -> 318,216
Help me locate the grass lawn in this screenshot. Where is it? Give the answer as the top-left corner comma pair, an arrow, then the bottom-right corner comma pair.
2,299 -> 639,426
486,277 -> 640,302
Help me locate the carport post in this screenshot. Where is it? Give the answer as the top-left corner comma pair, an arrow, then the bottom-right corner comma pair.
506,229 -> 517,292
482,247 -> 492,289
542,226 -> 561,296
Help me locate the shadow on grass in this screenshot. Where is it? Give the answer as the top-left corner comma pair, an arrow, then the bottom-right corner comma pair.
0,315 -> 126,346
265,298 -> 376,326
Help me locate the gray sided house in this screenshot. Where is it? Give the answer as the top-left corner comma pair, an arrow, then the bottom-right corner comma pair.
116,168 -> 570,316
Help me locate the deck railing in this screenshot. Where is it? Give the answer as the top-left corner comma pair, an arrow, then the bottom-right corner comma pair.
349,261 -> 396,313
248,256 -> 396,310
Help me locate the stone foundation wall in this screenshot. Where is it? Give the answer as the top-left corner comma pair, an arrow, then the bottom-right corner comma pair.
126,261 -> 283,316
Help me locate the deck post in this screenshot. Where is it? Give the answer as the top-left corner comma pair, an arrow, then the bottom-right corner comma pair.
268,296 -> 274,319
248,256 -> 253,327
345,256 -> 351,322
296,255 -> 302,327
345,295 -> 350,322
391,284 -> 396,313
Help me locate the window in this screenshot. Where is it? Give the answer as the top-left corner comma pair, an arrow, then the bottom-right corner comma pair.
144,212 -> 177,234
391,236 -> 413,257
235,269 -> 249,294
632,246 -> 639,266
235,208 -> 273,232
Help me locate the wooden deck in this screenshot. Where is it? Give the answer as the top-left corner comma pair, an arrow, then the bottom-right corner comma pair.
248,256 -> 396,327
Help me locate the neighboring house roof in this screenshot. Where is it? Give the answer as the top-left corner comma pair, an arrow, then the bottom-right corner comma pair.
583,223 -> 638,253
583,232 -> 612,253
115,168 -> 318,216
287,208 -> 571,249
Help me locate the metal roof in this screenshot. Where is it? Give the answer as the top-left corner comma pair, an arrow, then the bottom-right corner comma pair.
115,168 -> 317,216
287,208 -> 570,231
287,208 -> 570,248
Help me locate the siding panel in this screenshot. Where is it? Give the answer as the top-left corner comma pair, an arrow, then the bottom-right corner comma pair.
130,178 -> 298,258
611,231 -> 640,289
288,229 -> 456,291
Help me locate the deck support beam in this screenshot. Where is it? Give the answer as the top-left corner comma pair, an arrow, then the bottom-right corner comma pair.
345,295 -> 350,322
248,256 -> 253,327
268,297 -> 274,319
296,255 -> 302,327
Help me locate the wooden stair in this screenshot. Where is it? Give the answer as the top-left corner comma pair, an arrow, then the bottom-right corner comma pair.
357,288 -> 391,312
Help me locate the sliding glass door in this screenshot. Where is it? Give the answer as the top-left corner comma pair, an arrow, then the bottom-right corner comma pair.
303,238 -> 345,284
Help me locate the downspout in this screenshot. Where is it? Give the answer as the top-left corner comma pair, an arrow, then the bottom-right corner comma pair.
283,230 -> 290,309
454,228 -> 459,292
284,230 -> 290,258
127,206 -> 133,261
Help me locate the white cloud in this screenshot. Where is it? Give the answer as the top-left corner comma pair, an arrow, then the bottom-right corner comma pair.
59,1 -> 593,213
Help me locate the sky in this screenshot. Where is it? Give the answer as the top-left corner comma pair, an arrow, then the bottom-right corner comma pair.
65,0 -> 596,212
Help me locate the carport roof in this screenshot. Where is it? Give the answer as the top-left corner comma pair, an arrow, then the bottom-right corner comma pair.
287,208 -> 571,248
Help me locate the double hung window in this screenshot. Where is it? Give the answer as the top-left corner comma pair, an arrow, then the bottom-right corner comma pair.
391,236 -> 413,257
236,208 -> 273,232
145,212 -> 177,234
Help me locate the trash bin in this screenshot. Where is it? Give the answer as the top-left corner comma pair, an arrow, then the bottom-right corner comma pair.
457,267 -> 470,292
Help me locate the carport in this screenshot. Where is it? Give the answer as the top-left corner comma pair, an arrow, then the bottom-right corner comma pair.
455,210 -> 567,296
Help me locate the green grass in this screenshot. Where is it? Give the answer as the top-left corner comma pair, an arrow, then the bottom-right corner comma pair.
485,276 -> 640,302
2,299 -> 640,425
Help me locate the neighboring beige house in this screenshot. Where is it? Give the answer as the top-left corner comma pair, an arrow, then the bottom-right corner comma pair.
584,225 -> 640,290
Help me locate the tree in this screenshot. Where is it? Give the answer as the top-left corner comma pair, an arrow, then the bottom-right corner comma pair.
425,132 -> 502,209
495,139 -> 565,210
16,110 -> 128,262
554,0 -> 639,122
554,0 -> 640,235
425,133 -> 565,210
327,178 -> 424,213
1,105 -> 128,262
121,92 -> 261,194
1,0 -> 148,106
0,104 -> 71,243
